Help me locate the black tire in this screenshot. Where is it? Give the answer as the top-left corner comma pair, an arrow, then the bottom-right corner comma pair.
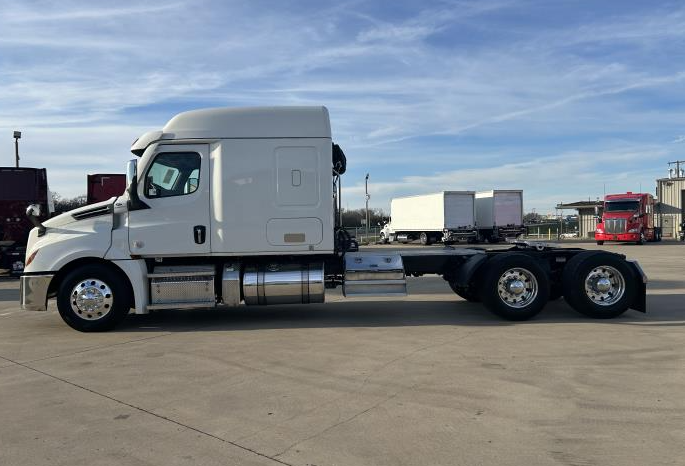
596,241 -> 604,245
562,251 -> 636,319
419,232 -> 432,246
478,253 -> 550,321
57,264 -> 132,332
636,231 -> 645,245
448,281 -> 480,302
379,232 -> 387,244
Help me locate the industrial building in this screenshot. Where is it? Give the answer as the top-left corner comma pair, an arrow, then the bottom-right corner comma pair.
655,168 -> 685,238
556,200 -> 603,238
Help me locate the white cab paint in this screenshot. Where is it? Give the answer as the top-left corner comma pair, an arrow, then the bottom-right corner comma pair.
129,143 -> 211,256
23,203 -> 114,273
209,138 -> 333,254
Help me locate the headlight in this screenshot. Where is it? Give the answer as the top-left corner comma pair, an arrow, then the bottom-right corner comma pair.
595,228 -> 604,233
628,228 -> 639,233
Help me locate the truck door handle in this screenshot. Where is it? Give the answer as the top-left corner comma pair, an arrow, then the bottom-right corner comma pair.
193,225 -> 206,244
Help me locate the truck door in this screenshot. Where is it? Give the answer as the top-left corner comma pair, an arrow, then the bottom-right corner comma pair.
128,144 -> 210,256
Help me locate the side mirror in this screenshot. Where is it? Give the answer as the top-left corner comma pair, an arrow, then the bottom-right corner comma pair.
126,159 -> 137,192
26,204 -> 46,236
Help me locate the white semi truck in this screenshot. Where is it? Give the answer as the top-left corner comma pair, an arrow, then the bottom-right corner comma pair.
380,192 -> 477,245
475,190 -> 526,243
20,107 -> 647,331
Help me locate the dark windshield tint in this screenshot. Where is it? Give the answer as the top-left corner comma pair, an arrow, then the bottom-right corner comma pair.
605,201 -> 639,212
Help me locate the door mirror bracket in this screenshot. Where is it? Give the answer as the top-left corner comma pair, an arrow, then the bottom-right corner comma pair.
126,159 -> 149,210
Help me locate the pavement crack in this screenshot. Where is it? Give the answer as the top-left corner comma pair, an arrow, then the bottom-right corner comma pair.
274,330 -> 478,458
19,332 -> 176,365
0,354 -> 295,466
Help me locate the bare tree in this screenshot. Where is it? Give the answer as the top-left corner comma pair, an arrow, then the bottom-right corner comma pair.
52,192 -> 87,215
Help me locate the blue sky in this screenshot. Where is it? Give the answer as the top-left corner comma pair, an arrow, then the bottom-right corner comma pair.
1,0 -> 685,214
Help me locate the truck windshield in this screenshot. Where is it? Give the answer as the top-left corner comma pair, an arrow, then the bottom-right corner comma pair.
605,201 -> 639,212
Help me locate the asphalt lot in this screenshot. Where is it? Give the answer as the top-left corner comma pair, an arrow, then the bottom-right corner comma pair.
1,241 -> 684,466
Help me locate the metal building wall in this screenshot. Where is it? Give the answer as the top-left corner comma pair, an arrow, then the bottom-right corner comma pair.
578,209 -> 595,238
656,177 -> 685,238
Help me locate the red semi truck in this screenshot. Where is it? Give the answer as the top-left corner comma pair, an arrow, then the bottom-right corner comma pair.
86,173 -> 126,204
595,192 -> 661,245
0,167 -> 53,274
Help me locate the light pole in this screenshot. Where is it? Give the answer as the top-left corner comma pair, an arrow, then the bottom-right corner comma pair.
365,173 -> 370,238
13,131 -> 21,168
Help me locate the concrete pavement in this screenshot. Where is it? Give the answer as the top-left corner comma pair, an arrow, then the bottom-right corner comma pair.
0,241 -> 683,465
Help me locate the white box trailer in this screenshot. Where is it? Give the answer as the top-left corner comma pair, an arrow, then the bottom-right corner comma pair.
475,190 -> 526,243
381,192 -> 476,245
18,106 -> 647,332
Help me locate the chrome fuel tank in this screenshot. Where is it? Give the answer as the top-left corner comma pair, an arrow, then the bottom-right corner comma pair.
243,262 -> 324,305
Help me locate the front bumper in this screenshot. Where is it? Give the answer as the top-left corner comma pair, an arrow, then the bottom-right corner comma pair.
20,274 -> 54,311
595,232 -> 639,242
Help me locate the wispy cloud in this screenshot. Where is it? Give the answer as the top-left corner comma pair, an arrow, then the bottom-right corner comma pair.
0,0 -> 683,208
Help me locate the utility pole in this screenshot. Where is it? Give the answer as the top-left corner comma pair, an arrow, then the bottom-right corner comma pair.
13,131 -> 21,167
365,173 -> 370,239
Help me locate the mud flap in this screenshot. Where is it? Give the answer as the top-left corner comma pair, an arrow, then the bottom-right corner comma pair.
627,259 -> 647,313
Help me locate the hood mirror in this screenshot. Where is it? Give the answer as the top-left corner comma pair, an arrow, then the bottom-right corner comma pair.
26,204 -> 46,236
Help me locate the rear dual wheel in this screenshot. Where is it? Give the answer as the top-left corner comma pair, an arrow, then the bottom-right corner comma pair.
478,253 -> 550,321
561,251 -> 635,319
448,281 -> 480,302
475,251 -> 634,321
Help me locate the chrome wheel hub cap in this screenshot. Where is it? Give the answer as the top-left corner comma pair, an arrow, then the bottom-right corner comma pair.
497,268 -> 538,308
70,278 -> 113,320
585,266 -> 625,306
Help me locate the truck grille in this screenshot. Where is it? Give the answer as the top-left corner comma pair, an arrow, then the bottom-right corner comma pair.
605,218 -> 626,234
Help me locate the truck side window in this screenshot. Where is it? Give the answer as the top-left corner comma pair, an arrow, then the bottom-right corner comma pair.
145,152 -> 201,198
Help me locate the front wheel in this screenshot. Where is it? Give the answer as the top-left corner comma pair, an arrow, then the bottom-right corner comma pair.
419,232 -> 432,246
478,253 -> 550,321
562,251 -> 636,319
596,241 -> 604,245
57,264 -> 131,332
636,231 -> 645,245
379,232 -> 387,244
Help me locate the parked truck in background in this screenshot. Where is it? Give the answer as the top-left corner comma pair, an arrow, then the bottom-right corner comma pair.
87,174 -> 126,205
19,107 -> 647,332
0,167 -> 53,275
380,191 -> 476,245
595,192 -> 661,245
475,190 -> 525,243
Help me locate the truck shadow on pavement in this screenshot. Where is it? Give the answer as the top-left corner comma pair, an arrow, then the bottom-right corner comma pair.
116,293 -> 684,333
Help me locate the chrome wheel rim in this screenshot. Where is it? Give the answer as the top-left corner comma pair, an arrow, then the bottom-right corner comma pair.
584,266 -> 625,306
70,278 -> 113,320
497,267 -> 538,308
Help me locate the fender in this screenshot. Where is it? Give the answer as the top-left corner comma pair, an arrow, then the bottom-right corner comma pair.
451,254 -> 488,287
